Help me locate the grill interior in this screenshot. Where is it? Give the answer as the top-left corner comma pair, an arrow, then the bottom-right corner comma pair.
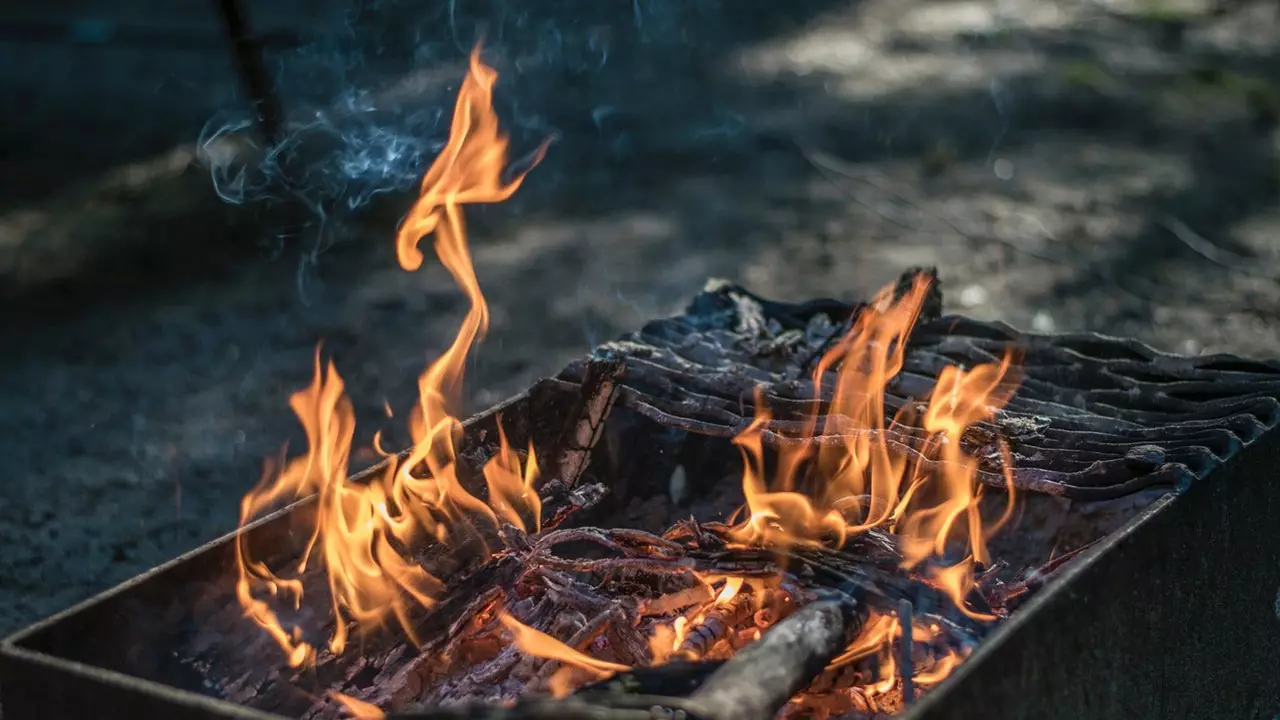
6,270 -> 1280,720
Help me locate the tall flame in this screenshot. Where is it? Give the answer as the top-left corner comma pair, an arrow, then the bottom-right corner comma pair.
392,45 -> 551,548
235,43 -> 549,667
730,274 -> 1022,618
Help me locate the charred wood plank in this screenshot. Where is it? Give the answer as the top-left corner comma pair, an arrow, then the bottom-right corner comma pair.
548,359 -> 623,489
551,275 -> 1280,502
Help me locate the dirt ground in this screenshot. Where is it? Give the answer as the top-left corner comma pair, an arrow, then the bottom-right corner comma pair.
0,0 -> 1278,636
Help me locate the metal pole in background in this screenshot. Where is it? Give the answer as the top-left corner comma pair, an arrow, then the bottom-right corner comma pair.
212,0 -> 284,145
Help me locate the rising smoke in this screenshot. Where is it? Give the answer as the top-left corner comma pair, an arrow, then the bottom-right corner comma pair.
197,0 -> 734,297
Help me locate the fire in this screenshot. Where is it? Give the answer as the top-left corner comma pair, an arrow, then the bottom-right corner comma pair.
499,612 -> 629,697
729,273 -> 1021,684
234,43 -> 549,666
391,43 -> 552,549
232,23 -> 1017,713
331,692 -> 386,719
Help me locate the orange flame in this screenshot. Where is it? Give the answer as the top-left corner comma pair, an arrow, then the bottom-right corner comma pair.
499,612 -> 629,696
235,43 -> 550,665
392,44 -> 552,551
730,274 -> 1021,620
233,36 -> 1012,708
330,692 -> 386,719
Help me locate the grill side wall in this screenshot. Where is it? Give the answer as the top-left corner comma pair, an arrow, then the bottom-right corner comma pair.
0,646 -> 281,720
906,433 -> 1280,720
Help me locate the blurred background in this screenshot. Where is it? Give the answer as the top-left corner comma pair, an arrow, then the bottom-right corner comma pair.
0,0 -> 1276,635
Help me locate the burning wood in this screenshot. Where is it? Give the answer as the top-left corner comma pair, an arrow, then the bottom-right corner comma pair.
201,39 -> 1280,720
226,41 -> 1033,718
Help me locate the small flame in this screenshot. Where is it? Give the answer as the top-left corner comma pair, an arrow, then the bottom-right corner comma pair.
482,422 -> 543,533
647,618 -> 690,665
826,611 -> 898,670
714,576 -> 745,606
914,647 -> 964,686
499,612 -> 629,696
235,43 -> 550,665
330,692 -> 385,719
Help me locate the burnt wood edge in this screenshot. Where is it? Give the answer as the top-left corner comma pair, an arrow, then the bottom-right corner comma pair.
386,596 -> 864,720
573,279 -> 1280,501
548,359 -> 625,490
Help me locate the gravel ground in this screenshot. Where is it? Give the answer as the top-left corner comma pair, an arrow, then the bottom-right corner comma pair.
1,0 -> 1278,636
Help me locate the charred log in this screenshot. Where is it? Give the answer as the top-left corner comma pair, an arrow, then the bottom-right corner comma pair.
686,598 -> 866,720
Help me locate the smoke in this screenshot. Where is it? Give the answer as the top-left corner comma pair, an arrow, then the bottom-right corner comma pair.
196,0 -> 734,296
199,100 -> 444,210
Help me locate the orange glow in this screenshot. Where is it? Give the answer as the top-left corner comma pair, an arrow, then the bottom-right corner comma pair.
915,648 -> 964,686
234,42 -> 549,666
647,618 -> 690,664
823,608 -> 970,701
825,610 -> 897,670
727,273 -> 1020,693
713,576 -> 745,606
499,612 -> 629,696
331,692 -> 386,719
482,422 -> 543,533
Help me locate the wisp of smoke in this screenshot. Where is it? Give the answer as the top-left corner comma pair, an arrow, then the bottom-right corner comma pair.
195,0 -> 726,299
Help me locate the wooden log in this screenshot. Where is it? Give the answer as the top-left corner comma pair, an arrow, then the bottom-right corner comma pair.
685,598 -> 865,720
548,358 -> 624,489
